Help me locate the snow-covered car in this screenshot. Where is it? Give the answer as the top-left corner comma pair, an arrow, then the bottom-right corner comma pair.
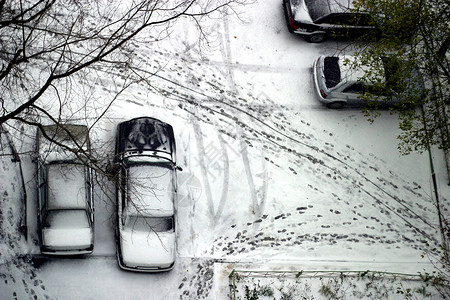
114,117 -> 179,272
312,55 -> 425,109
36,124 -> 94,255
283,0 -> 376,42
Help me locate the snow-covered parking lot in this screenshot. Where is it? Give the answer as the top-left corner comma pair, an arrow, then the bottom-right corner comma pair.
1,0 -> 449,299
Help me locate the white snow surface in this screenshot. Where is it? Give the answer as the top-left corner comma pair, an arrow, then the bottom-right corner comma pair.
0,127 -> 28,263
1,0 -> 449,299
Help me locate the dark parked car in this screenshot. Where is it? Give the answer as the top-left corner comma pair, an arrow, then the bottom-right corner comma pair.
37,124 -> 94,255
283,0 -> 376,42
114,117 -> 180,272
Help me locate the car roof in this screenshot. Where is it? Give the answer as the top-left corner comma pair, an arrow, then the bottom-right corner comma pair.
47,163 -> 87,210
126,164 -> 174,217
337,56 -> 370,84
305,0 -> 354,22
330,55 -> 424,94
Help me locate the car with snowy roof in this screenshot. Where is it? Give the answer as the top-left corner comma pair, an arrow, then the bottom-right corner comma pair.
312,55 -> 425,109
36,124 -> 94,255
114,117 -> 180,272
283,0 -> 377,42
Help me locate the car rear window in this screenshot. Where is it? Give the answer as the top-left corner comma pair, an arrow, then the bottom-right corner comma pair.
381,56 -> 405,93
324,57 -> 341,88
125,216 -> 174,232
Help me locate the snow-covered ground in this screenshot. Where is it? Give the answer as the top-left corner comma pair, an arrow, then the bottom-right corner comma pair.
1,0 -> 449,299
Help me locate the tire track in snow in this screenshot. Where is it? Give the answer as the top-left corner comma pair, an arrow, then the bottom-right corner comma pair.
156,72 -> 435,243
113,35 -> 438,247
220,13 -> 268,217
174,87 -> 438,250
213,95 -> 436,233
107,55 -> 438,255
134,43 -> 299,74
191,113 -> 229,225
243,118 -> 437,236
122,58 -> 436,242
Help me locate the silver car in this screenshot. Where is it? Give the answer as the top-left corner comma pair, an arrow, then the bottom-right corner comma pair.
114,117 -> 179,272
37,124 -> 94,255
312,55 -> 424,109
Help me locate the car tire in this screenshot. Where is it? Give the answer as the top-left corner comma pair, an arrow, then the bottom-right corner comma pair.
306,34 -> 325,43
326,101 -> 345,109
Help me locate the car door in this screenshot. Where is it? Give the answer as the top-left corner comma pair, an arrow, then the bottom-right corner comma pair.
86,166 -> 94,224
118,165 -> 127,226
337,82 -> 366,106
318,14 -> 375,39
316,14 -> 349,38
37,160 -> 47,228
115,165 -> 126,242
344,13 -> 376,38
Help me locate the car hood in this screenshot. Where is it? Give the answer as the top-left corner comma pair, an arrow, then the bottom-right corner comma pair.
120,229 -> 175,268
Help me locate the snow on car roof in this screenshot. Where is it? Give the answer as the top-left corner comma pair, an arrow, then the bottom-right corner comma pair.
126,164 -> 174,217
305,0 -> 353,22
336,55 -> 380,84
47,163 -> 87,210
338,57 -> 366,83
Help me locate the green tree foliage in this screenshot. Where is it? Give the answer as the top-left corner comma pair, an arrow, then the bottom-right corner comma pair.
350,0 -> 449,155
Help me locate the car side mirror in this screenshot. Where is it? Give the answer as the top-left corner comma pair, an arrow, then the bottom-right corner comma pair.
105,160 -> 120,178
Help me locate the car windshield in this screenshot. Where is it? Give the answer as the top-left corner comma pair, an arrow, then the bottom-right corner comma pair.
305,0 -> 352,22
125,215 -> 174,232
376,56 -> 423,97
324,57 -> 341,88
44,209 -> 90,229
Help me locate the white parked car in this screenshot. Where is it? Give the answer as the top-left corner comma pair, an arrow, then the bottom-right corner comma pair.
312,55 -> 424,109
114,117 -> 180,272
37,124 -> 94,255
